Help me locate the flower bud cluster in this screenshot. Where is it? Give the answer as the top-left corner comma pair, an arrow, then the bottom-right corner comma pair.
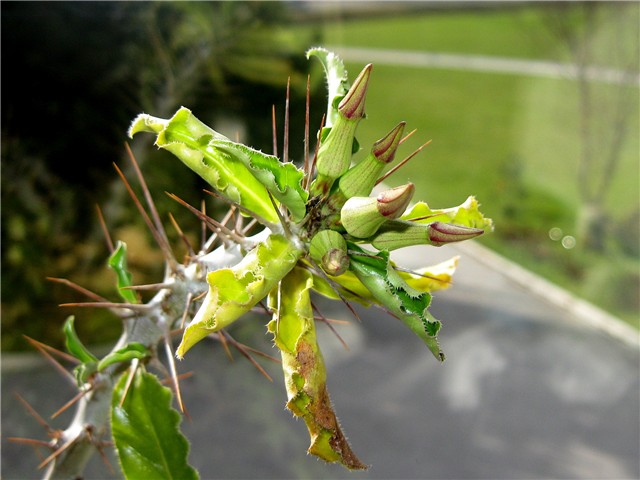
338,183 -> 484,250
304,57 -> 489,275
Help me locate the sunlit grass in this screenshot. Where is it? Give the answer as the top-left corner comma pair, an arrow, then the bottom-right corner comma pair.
318,6 -> 560,60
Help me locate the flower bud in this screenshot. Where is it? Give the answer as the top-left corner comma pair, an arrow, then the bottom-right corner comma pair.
341,183 -> 414,238
311,64 -> 373,196
309,230 -> 349,276
427,221 -> 485,246
370,220 -> 484,251
337,63 -> 372,120
376,183 -> 414,217
337,122 -> 406,201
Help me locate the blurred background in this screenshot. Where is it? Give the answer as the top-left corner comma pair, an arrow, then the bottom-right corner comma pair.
2,2 -> 638,351
2,1 -> 639,478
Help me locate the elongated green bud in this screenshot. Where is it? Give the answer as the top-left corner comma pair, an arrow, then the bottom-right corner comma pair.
268,269 -> 367,470
309,230 -> 349,276
341,183 -> 414,238
370,220 -> 484,251
337,122 -> 406,201
312,64 -> 372,196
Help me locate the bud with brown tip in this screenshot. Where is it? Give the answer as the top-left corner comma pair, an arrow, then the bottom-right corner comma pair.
370,220 -> 484,251
341,183 -> 415,238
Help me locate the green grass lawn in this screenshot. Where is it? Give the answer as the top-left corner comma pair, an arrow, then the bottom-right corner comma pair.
319,6 -> 561,60
306,4 -> 640,326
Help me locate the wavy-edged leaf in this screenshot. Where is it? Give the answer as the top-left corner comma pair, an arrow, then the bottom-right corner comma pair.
112,369 -> 198,480
348,245 -> 444,361
108,241 -> 139,304
129,107 -> 308,222
177,234 -> 303,358
268,268 -> 367,470
219,139 -> 308,220
401,195 -> 494,232
307,47 -> 349,128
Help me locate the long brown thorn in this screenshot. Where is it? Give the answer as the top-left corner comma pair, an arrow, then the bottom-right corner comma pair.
38,436 -> 77,470
376,139 -> 432,186
303,74 -> 311,181
95,204 -> 114,253
164,334 -> 187,415
113,162 -> 177,272
168,212 -> 195,258
306,113 -> 326,190
393,266 -> 452,286
50,389 -> 89,419
166,192 -> 246,246
124,143 -> 174,268
202,189 -> 278,232
283,77 -> 290,163
59,301 -> 150,312
220,331 -> 273,382
399,128 -> 418,145
23,336 -> 77,385
46,277 -> 109,303
271,104 -> 278,157
14,393 -> 54,432
312,302 -> 350,351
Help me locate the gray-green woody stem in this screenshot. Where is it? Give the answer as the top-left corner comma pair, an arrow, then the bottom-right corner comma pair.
43,264 -> 206,479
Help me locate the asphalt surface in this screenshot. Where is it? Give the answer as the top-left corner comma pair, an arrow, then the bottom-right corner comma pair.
2,242 -> 639,479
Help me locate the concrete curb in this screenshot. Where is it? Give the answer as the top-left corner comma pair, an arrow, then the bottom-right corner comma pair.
450,240 -> 639,348
329,46 -> 640,86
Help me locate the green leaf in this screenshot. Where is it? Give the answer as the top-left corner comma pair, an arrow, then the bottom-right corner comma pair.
268,268 -> 367,470
63,316 -> 98,364
111,369 -> 198,480
108,241 -> 139,304
177,234 -> 303,358
348,245 -> 445,361
129,107 -> 308,222
98,343 -> 150,372
64,316 -> 99,385
307,47 -> 350,128
401,196 -> 494,232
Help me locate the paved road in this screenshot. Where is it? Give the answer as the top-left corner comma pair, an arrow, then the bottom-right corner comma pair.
2,242 -> 638,479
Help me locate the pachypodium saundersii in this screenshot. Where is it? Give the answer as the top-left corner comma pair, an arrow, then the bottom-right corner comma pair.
22,48 -> 492,478
129,47 -> 492,470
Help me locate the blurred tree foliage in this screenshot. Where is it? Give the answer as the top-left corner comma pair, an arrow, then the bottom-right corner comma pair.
1,2 -> 322,351
542,2 -> 639,253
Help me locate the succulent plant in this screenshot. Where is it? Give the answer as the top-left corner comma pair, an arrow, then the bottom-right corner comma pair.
17,48 -> 492,478
128,47 -> 492,470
